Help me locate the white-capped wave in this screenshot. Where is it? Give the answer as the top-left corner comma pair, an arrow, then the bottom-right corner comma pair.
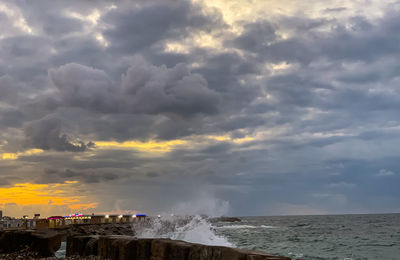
217,225 -> 257,229
135,215 -> 233,247
217,225 -> 276,229
260,225 -> 275,228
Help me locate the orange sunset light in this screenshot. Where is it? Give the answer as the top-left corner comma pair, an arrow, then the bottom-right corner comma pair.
0,182 -> 97,211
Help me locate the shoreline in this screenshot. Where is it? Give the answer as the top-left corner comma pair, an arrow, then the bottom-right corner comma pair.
0,223 -> 301,260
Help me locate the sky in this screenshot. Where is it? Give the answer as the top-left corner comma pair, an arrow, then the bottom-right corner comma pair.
0,0 -> 400,217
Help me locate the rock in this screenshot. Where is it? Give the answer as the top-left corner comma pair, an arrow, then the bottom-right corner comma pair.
67,235 -> 293,260
187,243 -> 216,260
215,217 -> 242,222
162,239 -> 192,260
31,231 -> 62,257
0,230 -> 61,257
0,231 -> 33,253
67,235 -> 94,256
64,224 -> 134,238
85,237 -> 99,256
136,238 -> 152,260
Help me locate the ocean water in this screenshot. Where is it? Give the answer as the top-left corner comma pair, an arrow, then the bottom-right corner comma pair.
216,214 -> 400,260
137,213 -> 400,260
56,213 -> 400,259
55,242 -> 66,258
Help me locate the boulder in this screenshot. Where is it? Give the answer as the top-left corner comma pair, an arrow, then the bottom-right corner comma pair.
67,235 -> 97,256
215,217 -> 242,222
0,230 -> 61,257
0,231 -> 33,253
31,231 -> 62,257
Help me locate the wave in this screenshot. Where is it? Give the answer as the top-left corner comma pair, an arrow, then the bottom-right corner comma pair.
260,225 -> 275,228
216,225 -> 276,229
134,215 -> 233,247
217,225 -> 257,229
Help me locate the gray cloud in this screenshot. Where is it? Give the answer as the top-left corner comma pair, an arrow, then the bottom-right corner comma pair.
102,1 -> 224,53
24,117 -> 91,152
49,63 -> 118,113
1,0 -> 400,216
39,168 -> 119,184
48,61 -> 220,118
229,21 -> 278,52
122,62 -> 220,115
0,75 -> 19,103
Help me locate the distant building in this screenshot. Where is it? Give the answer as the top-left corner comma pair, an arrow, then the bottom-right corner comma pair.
0,210 -> 2,219
90,215 -> 107,224
35,219 -> 49,230
47,216 -> 66,228
0,212 -> 147,230
65,214 -> 91,225
1,217 -> 23,229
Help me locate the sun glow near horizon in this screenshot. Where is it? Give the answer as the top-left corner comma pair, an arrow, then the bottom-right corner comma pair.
0,181 -> 97,216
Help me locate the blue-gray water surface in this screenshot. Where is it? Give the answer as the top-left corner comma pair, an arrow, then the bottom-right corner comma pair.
214,214 -> 400,260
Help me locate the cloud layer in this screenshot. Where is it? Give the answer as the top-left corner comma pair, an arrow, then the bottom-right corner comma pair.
0,0 -> 400,216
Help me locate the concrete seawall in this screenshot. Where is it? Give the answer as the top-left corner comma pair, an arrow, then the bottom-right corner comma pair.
0,230 -> 62,257
67,235 -> 297,260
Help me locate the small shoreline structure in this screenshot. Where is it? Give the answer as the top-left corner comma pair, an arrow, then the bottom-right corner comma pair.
0,213 -> 147,231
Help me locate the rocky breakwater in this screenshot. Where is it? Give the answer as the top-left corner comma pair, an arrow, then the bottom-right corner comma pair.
0,230 -> 62,257
67,235 -> 298,260
63,223 -> 135,237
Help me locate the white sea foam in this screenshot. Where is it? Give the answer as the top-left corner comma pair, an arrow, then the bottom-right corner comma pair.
217,225 -> 276,229
135,215 -> 233,247
217,225 -> 258,229
260,225 -> 275,228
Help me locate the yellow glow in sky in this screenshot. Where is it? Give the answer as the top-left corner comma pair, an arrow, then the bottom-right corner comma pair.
207,135 -> 254,144
1,149 -> 43,160
0,182 -> 97,211
94,139 -> 187,153
1,153 -> 18,160
95,135 -> 254,154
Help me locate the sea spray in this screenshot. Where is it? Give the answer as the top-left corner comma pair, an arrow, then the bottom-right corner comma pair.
134,215 -> 233,247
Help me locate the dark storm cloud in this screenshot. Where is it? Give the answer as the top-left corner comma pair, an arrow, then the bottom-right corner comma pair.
40,14 -> 83,36
0,108 -> 24,128
229,21 -> 277,52
48,61 -> 220,117
250,12 -> 400,65
122,62 -> 220,115
50,37 -> 111,72
0,75 -> 19,102
102,1 -> 224,53
193,51 -> 259,92
24,117 -> 91,152
39,168 -> 119,184
0,36 -> 55,88
49,63 -> 119,113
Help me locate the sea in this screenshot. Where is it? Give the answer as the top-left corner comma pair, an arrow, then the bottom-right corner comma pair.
212,214 -> 400,260
56,213 -> 400,260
